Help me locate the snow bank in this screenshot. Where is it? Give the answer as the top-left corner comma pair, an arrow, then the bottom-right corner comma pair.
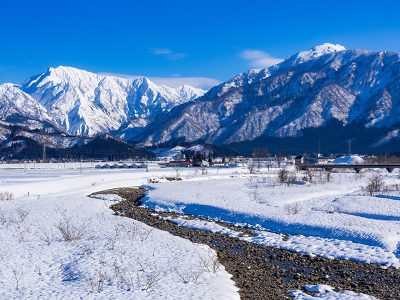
144,170 -> 400,266
0,168 -> 239,299
333,155 -> 364,165
163,217 -> 399,267
291,284 -> 377,299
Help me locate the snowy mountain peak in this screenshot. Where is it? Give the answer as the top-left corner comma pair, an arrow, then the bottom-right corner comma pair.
19,66 -> 205,136
47,65 -> 93,80
174,85 -> 205,101
313,42 -> 346,52
286,43 -> 346,65
140,45 -> 400,151
0,83 -> 19,90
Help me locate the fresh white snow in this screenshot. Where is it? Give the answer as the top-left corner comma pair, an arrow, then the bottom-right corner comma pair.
333,155 -> 364,165
0,166 -> 239,299
290,284 -> 377,300
0,163 -> 397,299
164,216 -> 399,266
19,66 -> 205,136
143,167 -> 400,267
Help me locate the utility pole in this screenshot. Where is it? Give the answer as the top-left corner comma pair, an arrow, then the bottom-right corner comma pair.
42,143 -> 46,162
348,139 -> 352,156
318,139 -> 321,156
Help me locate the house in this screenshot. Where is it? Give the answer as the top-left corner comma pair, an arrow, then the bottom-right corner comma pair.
316,155 -> 335,164
166,160 -> 192,168
295,154 -> 336,166
295,155 -> 318,166
192,159 -> 209,167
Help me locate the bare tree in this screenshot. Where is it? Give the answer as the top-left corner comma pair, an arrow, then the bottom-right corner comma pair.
286,172 -> 297,186
201,166 -> 208,175
11,264 -> 24,290
174,167 -> 182,178
303,169 -> 314,183
363,175 -> 384,196
247,160 -> 255,174
326,170 -> 332,182
276,154 -> 285,168
278,169 -> 289,184
252,148 -> 268,172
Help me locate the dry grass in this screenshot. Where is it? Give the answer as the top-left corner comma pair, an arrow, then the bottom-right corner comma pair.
55,214 -> 86,241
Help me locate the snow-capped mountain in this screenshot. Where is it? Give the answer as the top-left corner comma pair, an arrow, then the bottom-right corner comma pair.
140,43 -> 400,151
2,43 -> 400,154
0,83 -> 51,124
21,66 -> 205,136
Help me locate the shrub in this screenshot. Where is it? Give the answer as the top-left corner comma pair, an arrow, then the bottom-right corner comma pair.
199,254 -> 221,273
55,215 -> 86,241
363,175 -> 384,196
304,169 -> 314,182
15,207 -> 30,223
286,172 -> 297,186
326,171 -> 332,182
284,202 -> 302,215
278,169 -> 289,184
175,267 -> 203,284
0,191 -> 14,201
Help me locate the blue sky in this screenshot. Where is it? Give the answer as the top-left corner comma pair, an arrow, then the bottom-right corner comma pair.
1,0 -> 400,88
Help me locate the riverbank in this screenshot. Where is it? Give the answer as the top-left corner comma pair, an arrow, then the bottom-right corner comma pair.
96,187 -> 400,299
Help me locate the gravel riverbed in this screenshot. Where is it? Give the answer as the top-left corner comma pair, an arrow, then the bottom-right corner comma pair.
90,187 -> 400,299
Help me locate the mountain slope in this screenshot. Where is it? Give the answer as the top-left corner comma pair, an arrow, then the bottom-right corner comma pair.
139,44 -> 400,151
0,83 -> 51,124
21,66 -> 204,136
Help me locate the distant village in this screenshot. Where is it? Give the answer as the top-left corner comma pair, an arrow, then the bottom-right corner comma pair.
2,144 -> 400,170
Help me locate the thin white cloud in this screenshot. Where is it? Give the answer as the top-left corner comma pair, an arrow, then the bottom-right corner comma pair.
149,76 -> 220,89
99,72 -> 220,90
240,49 -> 283,68
150,48 -> 174,55
149,48 -> 187,61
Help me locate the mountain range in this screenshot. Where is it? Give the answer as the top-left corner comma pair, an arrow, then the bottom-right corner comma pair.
139,43 -> 400,153
1,43 -> 400,156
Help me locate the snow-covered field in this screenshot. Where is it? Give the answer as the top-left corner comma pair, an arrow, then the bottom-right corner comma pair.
0,166 -> 239,299
143,166 -> 400,267
1,163 -> 398,299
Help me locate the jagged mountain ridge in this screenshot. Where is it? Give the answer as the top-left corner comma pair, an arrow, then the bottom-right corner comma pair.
0,67 -> 204,157
19,66 -> 205,136
139,43 -> 400,150
0,83 -> 51,125
2,43 -> 400,154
